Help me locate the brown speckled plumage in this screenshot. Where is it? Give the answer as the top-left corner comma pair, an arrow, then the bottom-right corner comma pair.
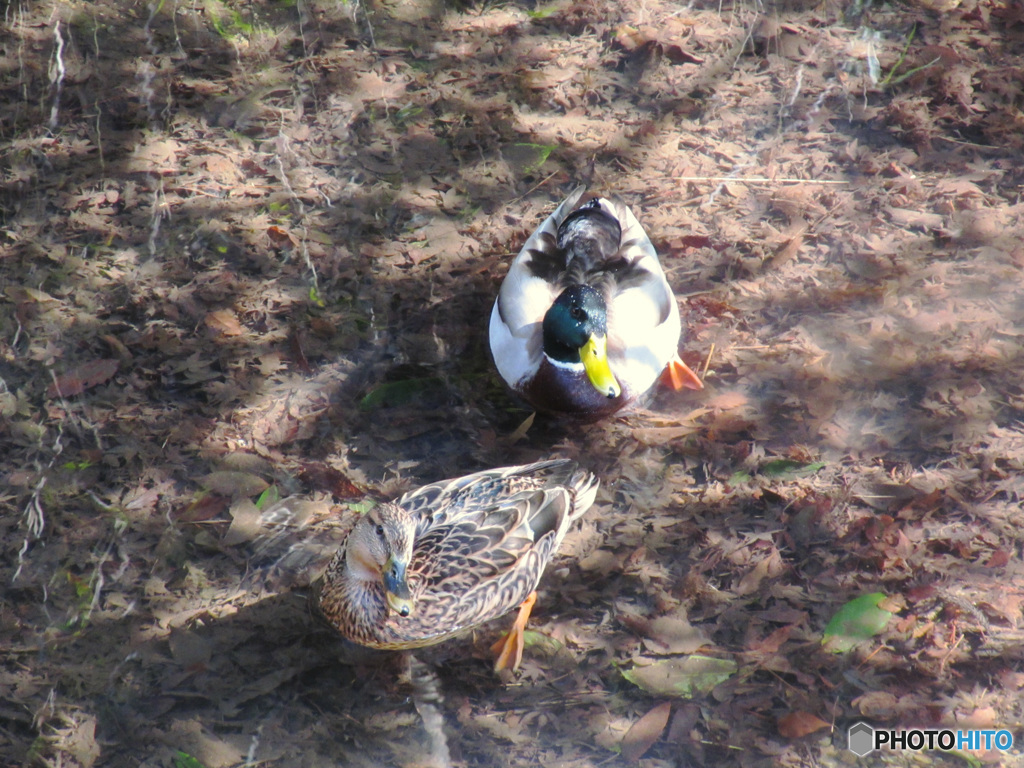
313,460 -> 598,650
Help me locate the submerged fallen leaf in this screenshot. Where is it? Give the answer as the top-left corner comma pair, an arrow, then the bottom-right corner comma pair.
168,627 -> 213,668
172,493 -> 230,523
622,655 -> 737,698
200,471 -> 270,497
853,690 -> 898,718
735,547 -> 785,596
6,285 -> 58,304
777,711 -> 830,739
205,309 -> 244,337
641,614 -> 711,655
855,481 -> 922,512
621,702 -> 672,762
631,415 -> 707,446
267,225 -> 298,248
63,714 -> 101,768
222,499 -> 263,546
173,752 -> 205,768
297,462 -> 362,499
521,629 -> 564,657
507,411 -> 536,443
961,706 -> 999,729
822,593 -> 893,653
759,459 -> 826,478
46,358 -> 119,398
704,390 -> 750,411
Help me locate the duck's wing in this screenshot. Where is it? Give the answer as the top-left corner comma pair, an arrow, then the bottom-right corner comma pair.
493,186 -> 587,333
589,197 -> 683,392
392,460 -> 598,639
395,459 -> 597,534
599,196 -> 675,315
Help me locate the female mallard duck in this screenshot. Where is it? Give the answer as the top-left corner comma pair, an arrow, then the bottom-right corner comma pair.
489,186 -> 704,420
314,460 -> 598,672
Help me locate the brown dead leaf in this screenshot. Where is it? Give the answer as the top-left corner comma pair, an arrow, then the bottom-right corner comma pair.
506,411 -> 536,444
668,234 -> 714,251
856,481 -> 921,512
613,23 -> 703,66
200,471 -> 269,497
705,390 -> 749,411
521,66 -> 576,90
666,703 -> 700,743
64,714 -> 101,768
621,702 -> 672,762
166,720 -> 246,768
876,594 -> 905,613
911,0 -> 960,11
770,186 -> 824,219
615,24 -> 652,51
767,229 -> 805,269
642,613 -> 711,655
981,588 -> 1024,624
297,462 -> 363,499
853,690 -> 898,719
131,138 -> 181,174
777,711 -> 830,739
6,285 -> 58,304
631,414 -> 707,446
223,499 -> 264,546
408,218 -> 477,264
961,707 -> 999,729
735,547 -> 785,596
746,623 -> 794,655
168,627 -> 213,668
257,352 -> 285,377
471,713 -> 532,745
246,387 -> 328,447
174,492 -> 228,523
578,549 -> 620,576
353,69 -> 407,102
205,309 -> 245,336
888,207 -> 944,229
267,225 -> 298,248
288,328 -> 312,374
101,333 -> 132,361
663,44 -> 703,65
46,358 -> 119,399
203,153 -> 241,182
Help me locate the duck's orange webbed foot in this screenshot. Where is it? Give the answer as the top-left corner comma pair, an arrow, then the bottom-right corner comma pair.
490,591 -> 537,673
662,355 -> 704,391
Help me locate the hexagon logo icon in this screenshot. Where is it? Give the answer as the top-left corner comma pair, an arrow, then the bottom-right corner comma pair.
848,722 -> 875,756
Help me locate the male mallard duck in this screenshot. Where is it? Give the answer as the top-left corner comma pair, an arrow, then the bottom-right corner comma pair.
314,459 -> 598,672
489,186 -> 704,420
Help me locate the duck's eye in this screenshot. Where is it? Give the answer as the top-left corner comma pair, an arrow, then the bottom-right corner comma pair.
571,306 -> 586,321
375,523 -> 386,538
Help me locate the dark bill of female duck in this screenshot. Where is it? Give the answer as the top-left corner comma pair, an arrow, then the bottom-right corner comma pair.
489,185 -> 704,419
382,552 -> 414,617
